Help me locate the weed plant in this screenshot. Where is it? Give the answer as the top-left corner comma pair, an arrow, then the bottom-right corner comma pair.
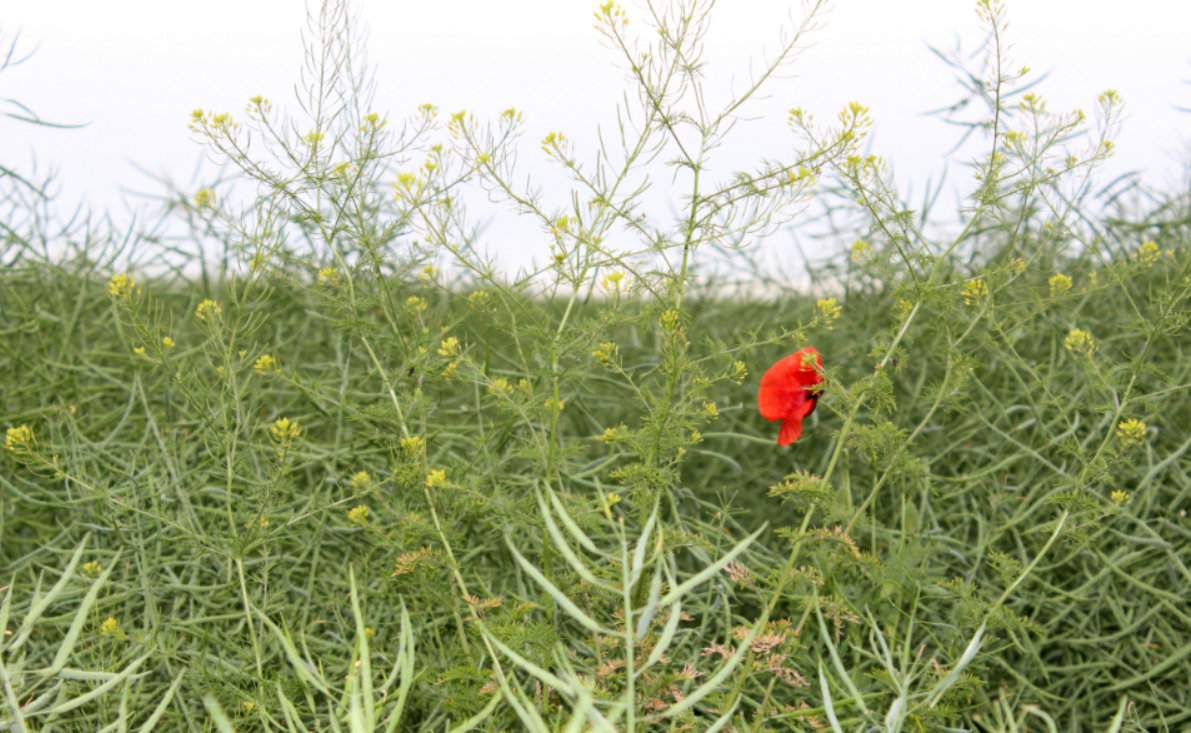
1,1 -> 1188,731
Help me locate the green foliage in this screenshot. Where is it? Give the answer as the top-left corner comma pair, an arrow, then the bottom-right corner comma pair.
2,0 -> 1189,731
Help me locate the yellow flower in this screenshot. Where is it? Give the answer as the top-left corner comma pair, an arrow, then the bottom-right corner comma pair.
350,470 -> 372,490
5,425 -> 35,453
467,290 -> 490,309
195,299 -> 222,322
81,561 -> 102,578
659,308 -> 680,331
592,341 -> 618,365
1137,240 -> 1160,266
961,278 -> 989,306
437,336 -> 460,358
544,398 -> 566,414
400,435 -> 425,455
98,616 -> 124,639
317,266 -> 339,286
541,131 -> 567,153
132,346 -> 147,358
599,425 -> 623,443
1010,257 -> 1026,274
107,273 -> 136,299
270,417 -> 302,443
347,505 -> 370,526
254,354 -> 277,374
194,188 -> 216,209
605,491 -> 622,507
405,296 -> 428,314
602,271 -> 625,290
425,468 -> 447,489
849,240 -> 871,263
441,360 -> 459,380
730,360 -> 748,384
703,401 -> 719,419
395,172 -> 418,193
162,336 -> 176,349
419,265 -> 437,282
816,297 -> 842,326
304,130 -> 325,145
1063,328 -> 1095,356
1109,489 -> 1130,505
1115,418 -> 1147,447
488,377 -> 511,396
1048,273 -> 1073,296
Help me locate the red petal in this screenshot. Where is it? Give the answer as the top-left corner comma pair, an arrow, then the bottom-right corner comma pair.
758,354 -> 801,420
757,347 -> 823,421
777,415 -> 804,446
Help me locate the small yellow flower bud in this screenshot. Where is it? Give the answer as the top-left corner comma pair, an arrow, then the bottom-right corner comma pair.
1063,328 -> 1095,356
347,505 -> 370,526
1115,418 -> 1147,447
107,273 -> 136,300
1048,273 -> 1073,296
599,425 -> 623,443
270,417 -> 301,443
816,297 -> 842,326
602,271 -> 625,290
1137,241 -> 1160,266
98,616 -> 124,639
437,336 -> 460,358
317,266 -> 339,285
592,341 -> 618,365
254,354 -> 277,374
195,299 -> 222,322
962,278 -> 989,306
194,188 -> 215,209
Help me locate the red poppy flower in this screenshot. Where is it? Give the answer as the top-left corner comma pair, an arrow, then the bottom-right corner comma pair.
757,346 -> 823,446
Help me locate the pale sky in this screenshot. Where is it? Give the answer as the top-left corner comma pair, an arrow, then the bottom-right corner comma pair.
4,0 -> 1190,272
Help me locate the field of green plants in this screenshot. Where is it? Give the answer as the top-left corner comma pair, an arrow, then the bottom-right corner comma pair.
2,1 -> 1188,731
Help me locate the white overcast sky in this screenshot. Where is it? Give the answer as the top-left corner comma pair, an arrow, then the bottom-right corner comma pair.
3,0 -> 1190,271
